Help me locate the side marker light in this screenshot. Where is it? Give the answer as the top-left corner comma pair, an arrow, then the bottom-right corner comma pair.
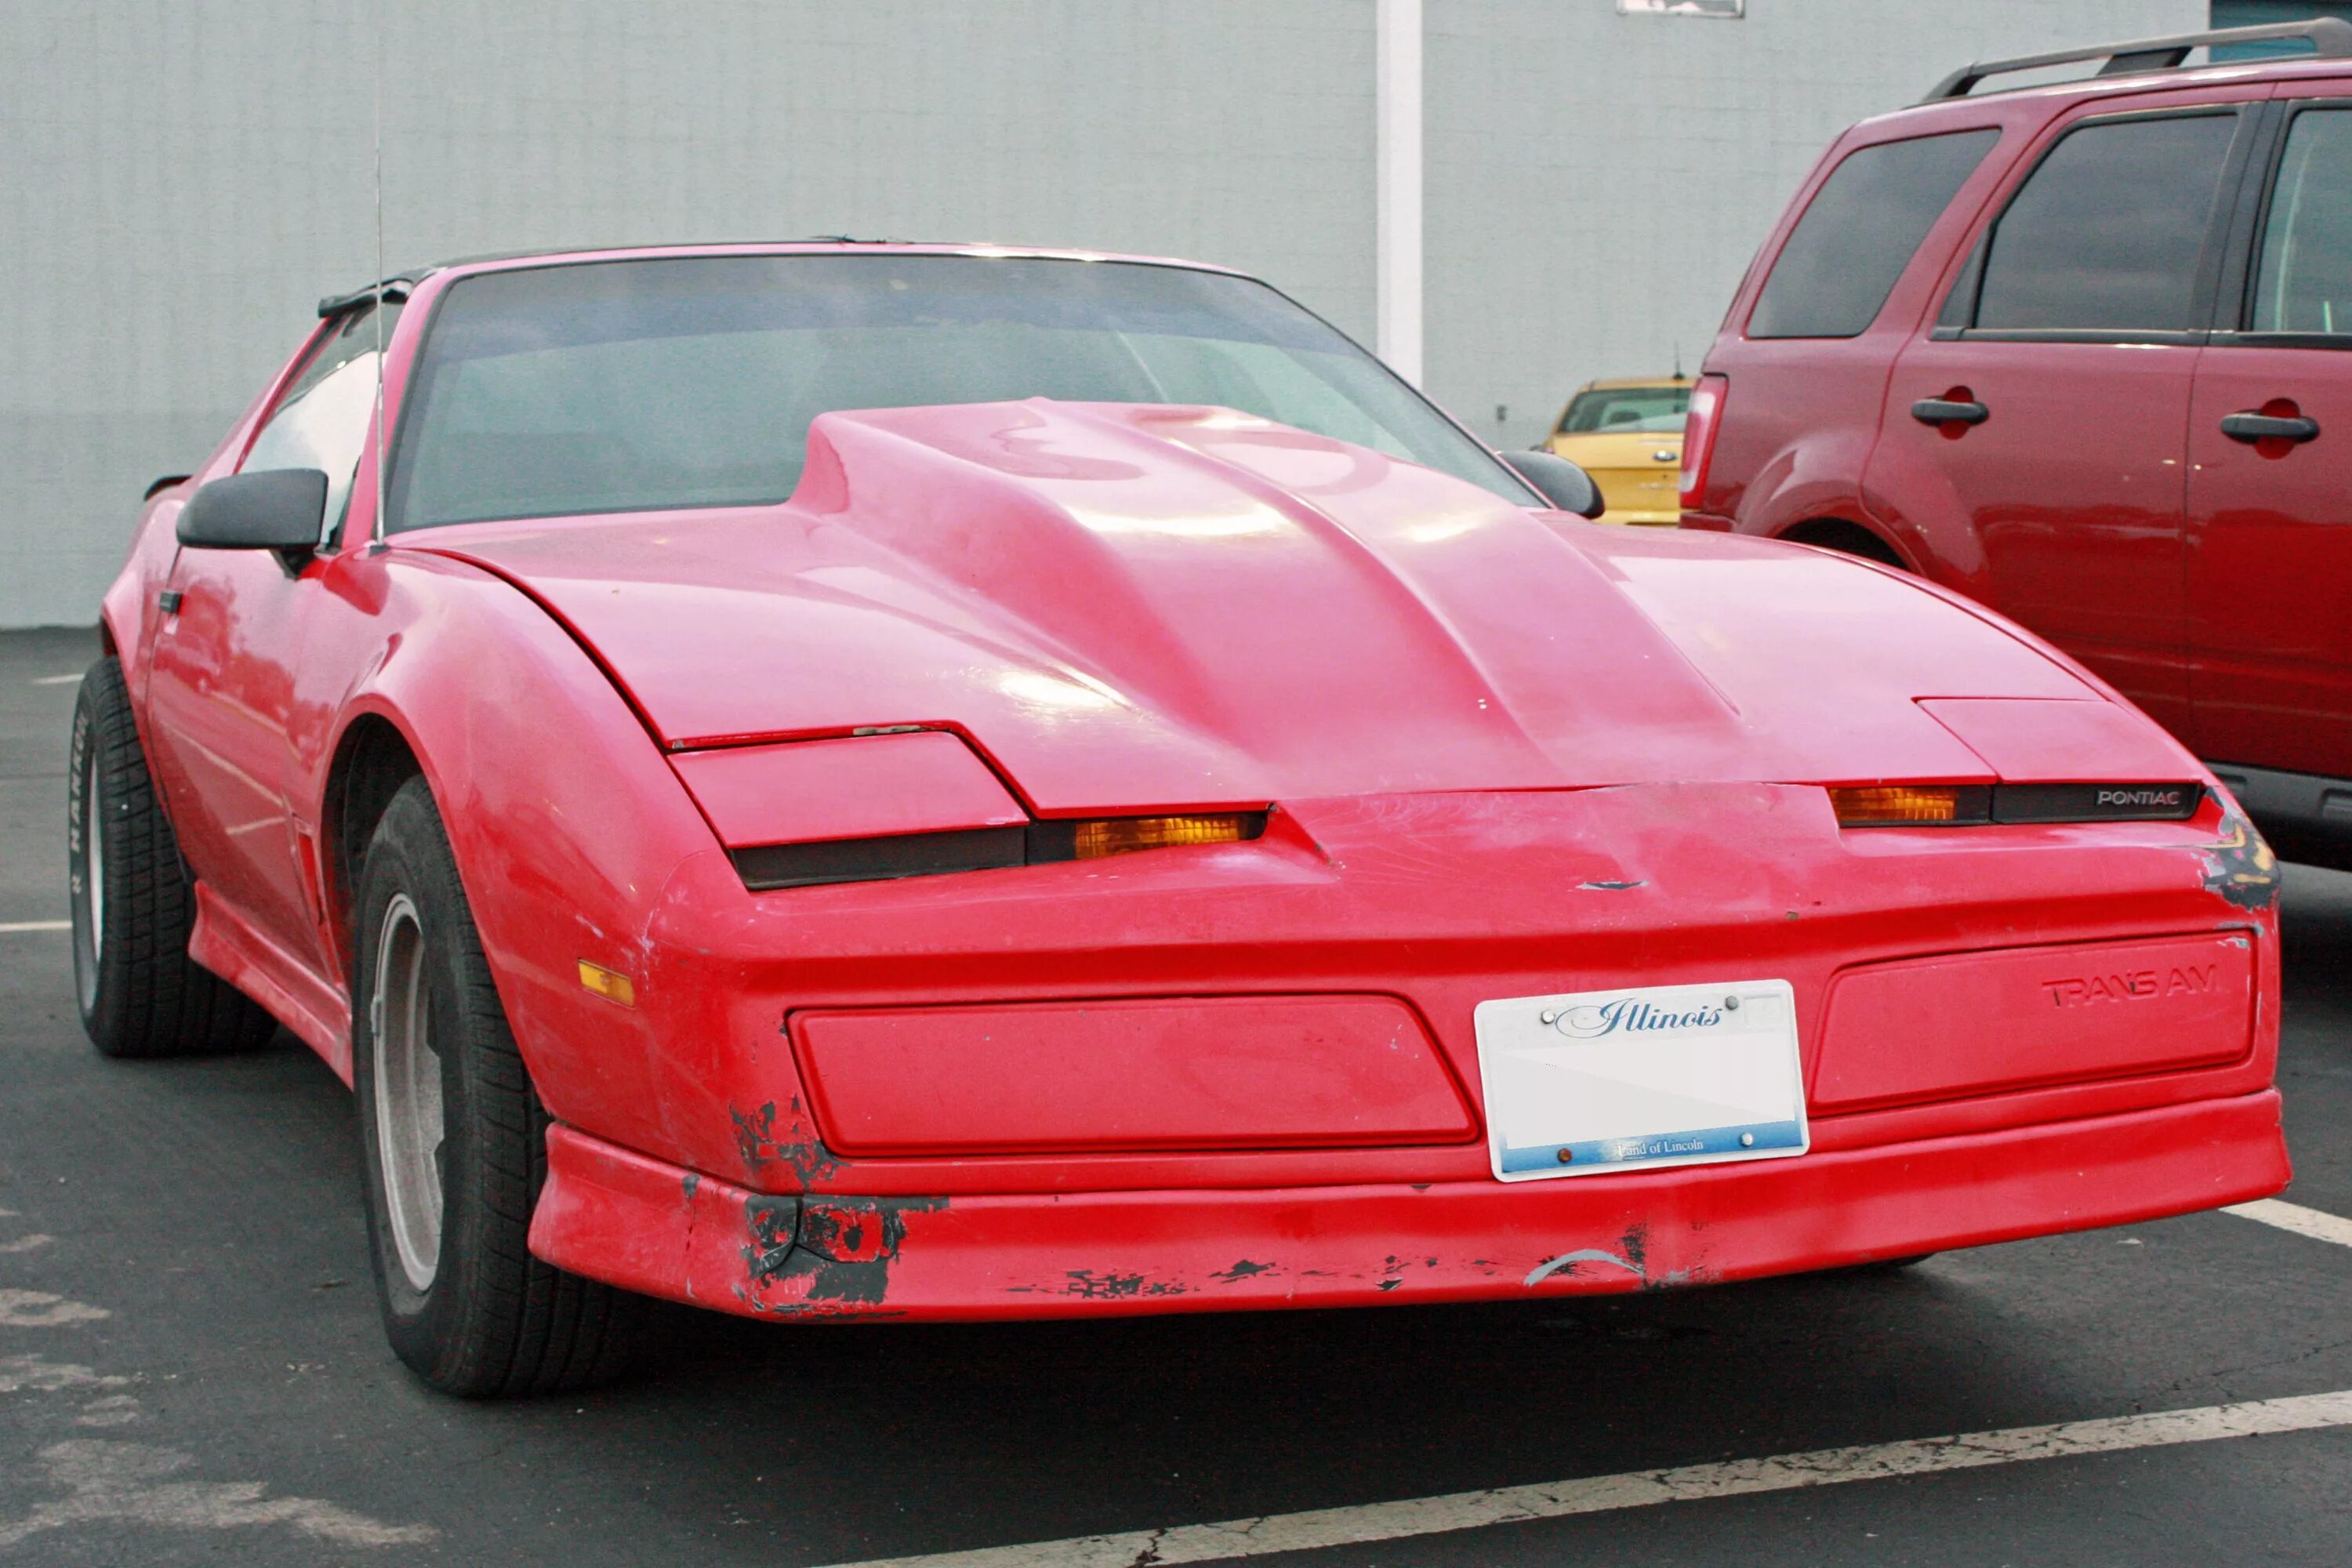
578,960 -> 636,1007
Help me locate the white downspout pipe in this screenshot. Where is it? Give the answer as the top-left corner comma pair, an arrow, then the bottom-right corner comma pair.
1375,0 -> 1424,385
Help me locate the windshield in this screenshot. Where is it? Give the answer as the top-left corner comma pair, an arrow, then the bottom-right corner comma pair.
1557,385 -> 1690,436
387,255 -> 1531,531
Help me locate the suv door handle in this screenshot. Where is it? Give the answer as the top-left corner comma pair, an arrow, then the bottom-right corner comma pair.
1911,397 -> 1989,426
2220,411 -> 2320,443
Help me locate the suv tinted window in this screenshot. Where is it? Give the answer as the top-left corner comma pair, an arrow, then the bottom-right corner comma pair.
1748,129 -> 1997,339
2252,108 -> 2352,334
1969,114 -> 2235,332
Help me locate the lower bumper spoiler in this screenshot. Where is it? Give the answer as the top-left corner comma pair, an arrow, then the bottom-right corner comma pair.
531,1091 -> 2288,1321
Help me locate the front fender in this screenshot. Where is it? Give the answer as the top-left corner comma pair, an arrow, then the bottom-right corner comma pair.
303,547 -> 726,1162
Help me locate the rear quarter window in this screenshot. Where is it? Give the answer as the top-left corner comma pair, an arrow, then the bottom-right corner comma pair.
1748,129 -> 1999,339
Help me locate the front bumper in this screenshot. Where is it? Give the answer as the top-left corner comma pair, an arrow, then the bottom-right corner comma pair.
532,1089 -> 2288,1319
502,783 -> 2285,1318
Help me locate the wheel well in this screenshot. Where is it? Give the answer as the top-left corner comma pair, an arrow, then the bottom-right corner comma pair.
323,717 -> 424,975
1778,517 -> 1909,570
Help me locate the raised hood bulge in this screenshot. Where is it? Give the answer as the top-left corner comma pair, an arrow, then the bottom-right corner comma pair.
413,401 -> 2097,814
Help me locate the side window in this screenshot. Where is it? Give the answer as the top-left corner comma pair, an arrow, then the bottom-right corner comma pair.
241,302 -> 401,541
2250,108 -> 2352,335
1964,114 -> 2237,334
1748,129 -> 1998,339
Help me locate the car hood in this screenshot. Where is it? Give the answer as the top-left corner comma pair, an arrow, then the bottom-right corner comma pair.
408,399 -> 2103,814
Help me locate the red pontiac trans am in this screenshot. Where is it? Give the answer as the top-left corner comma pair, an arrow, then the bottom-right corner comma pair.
73,244 -> 2287,1396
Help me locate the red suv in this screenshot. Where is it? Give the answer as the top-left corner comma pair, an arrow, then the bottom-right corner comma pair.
1682,19 -> 2352,869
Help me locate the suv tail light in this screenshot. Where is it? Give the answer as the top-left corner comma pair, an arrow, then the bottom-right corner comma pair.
1679,373 -> 1729,513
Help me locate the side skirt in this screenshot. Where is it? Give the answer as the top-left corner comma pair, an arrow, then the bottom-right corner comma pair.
187,884 -> 353,1079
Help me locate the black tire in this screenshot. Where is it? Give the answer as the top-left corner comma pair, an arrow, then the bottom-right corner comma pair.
68,657 -> 279,1058
351,776 -> 644,1397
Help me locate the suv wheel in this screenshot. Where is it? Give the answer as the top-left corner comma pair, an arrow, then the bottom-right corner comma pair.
1787,521 -> 1907,570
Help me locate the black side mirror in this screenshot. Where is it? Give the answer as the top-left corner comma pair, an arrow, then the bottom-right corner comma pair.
176,469 -> 328,553
1500,451 -> 1606,520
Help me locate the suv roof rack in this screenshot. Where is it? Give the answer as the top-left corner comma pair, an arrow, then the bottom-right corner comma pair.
1924,16 -> 2352,102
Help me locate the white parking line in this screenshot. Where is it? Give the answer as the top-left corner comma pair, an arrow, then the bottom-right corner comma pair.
0,920 -> 69,934
825,1388 -> 2352,1568
27,674 -> 80,687
2227,1199 -> 2352,1249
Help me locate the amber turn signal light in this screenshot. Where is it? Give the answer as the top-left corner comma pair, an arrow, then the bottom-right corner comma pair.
730,811 -> 1270,891
576,960 -> 637,1007
1830,785 -> 1990,827
1073,813 -> 1257,859
1829,782 -> 2201,829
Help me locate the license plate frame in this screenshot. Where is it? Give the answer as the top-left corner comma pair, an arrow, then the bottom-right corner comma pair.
1475,978 -> 1809,1183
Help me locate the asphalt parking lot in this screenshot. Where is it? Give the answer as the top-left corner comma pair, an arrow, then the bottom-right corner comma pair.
3,622 -> 2350,1566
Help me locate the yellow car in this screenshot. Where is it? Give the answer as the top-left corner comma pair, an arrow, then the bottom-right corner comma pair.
1544,376 -> 1693,526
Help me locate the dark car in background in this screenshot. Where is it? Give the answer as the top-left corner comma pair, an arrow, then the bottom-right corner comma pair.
1680,18 -> 2352,869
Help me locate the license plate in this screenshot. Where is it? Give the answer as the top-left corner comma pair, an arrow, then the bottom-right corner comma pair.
1475,978 -> 1808,1182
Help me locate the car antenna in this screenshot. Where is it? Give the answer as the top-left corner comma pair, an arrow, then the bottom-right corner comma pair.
1673,341 -> 1683,380
369,0 -> 387,540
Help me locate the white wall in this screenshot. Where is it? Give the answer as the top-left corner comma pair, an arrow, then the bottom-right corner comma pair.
1,0 -> 2202,626
0,0 -> 1374,626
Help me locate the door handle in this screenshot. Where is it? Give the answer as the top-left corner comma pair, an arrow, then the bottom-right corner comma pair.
2220,410 -> 2319,443
1911,397 -> 1989,426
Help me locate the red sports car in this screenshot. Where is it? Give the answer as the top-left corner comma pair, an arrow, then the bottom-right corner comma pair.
74,243 -> 2287,1397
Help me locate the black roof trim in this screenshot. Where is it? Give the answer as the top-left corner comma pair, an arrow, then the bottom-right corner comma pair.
1925,17 -> 2352,101
316,274 -> 431,318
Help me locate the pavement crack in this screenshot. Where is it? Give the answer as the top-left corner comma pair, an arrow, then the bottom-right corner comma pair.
2154,1336 -> 2352,1399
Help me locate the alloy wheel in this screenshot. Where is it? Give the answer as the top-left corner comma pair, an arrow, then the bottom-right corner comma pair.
371,892 -> 445,1292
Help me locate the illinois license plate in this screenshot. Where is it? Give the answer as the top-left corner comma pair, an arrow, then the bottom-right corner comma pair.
1475,978 -> 1808,1182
